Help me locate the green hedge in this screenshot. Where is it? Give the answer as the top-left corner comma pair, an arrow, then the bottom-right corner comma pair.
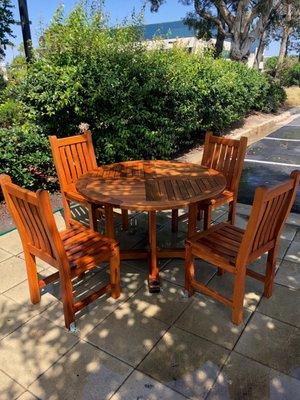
0,3 -> 286,192
265,56 -> 300,87
0,126 -> 56,190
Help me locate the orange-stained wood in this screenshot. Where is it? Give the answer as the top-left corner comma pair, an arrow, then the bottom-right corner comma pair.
172,132 -> 247,232
76,160 -> 226,292
0,175 -> 121,330
49,131 -> 128,232
199,132 -> 248,229
148,211 -> 159,293
185,170 -> 300,325
76,160 -> 226,211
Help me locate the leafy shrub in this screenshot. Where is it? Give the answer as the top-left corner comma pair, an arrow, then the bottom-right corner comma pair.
12,4 -> 285,160
259,78 -> 287,113
0,99 -> 26,128
281,62 -> 300,87
265,56 -> 300,87
0,126 -> 56,190
264,56 -> 278,77
0,74 -> 5,91
0,3 -> 286,192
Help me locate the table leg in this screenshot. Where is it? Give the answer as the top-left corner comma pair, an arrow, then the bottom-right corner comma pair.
105,205 -> 114,239
188,203 -> 198,239
148,210 -> 160,293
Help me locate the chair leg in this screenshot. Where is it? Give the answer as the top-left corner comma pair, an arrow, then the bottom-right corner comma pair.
172,209 -> 179,233
59,264 -> 75,330
184,244 -> 195,296
197,207 -> 203,221
121,209 -> 129,231
203,205 -> 212,230
232,268 -> 246,325
87,203 -> 98,231
264,248 -> 277,298
24,251 -> 41,304
110,248 -> 121,299
62,195 -> 72,227
228,200 -> 236,225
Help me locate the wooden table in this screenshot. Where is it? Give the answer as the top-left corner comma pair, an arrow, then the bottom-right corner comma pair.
76,160 -> 226,292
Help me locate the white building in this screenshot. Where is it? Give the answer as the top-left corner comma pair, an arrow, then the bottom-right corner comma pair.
143,20 -> 259,68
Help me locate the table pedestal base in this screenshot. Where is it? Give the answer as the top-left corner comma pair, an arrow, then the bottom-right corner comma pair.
109,204 -> 198,293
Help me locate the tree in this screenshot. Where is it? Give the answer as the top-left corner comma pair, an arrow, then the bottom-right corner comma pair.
184,8 -> 226,58
149,0 -> 282,63
0,0 -> 15,60
275,1 -> 300,67
253,29 -> 269,68
288,27 -> 300,60
150,0 -> 226,57
253,7 -> 279,69
17,0 -> 33,62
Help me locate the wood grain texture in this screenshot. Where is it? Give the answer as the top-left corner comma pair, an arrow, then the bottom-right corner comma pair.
185,170 -> 300,325
76,160 -> 226,211
199,132 -> 248,229
0,175 -> 121,330
49,132 -> 129,231
171,132 -> 247,232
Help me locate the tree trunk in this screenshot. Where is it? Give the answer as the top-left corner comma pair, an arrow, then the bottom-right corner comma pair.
285,35 -> 289,57
214,13 -> 225,58
229,34 -> 251,63
214,27 -> 225,58
224,0 -> 280,64
253,30 -> 268,69
277,26 -> 293,67
277,3 -> 293,69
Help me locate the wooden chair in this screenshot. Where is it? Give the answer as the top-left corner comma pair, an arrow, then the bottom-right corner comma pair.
199,132 -> 248,229
49,131 -> 128,232
0,174 -> 121,330
185,170 -> 300,325
171,132 -> 247,232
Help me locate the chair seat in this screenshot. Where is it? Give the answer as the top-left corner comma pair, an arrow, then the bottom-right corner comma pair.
60,223 -> 117,268
186,222 -> 244,266
198,189 -> 234,208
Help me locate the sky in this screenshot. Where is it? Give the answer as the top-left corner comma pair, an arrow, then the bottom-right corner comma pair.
5,0 -> 279,63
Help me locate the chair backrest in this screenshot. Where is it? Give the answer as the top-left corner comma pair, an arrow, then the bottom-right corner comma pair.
238,170 -> 300,264
201,132 -> 247,193
0,175 -> 65,267
49,131 -> 97,191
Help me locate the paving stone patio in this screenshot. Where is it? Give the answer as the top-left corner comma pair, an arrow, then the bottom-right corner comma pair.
0,203 -> 299,399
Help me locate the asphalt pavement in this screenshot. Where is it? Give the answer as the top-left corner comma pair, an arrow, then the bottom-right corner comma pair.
238,116 -> 300,213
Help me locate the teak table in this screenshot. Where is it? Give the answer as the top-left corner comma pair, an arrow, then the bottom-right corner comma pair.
76,160 -> 226,292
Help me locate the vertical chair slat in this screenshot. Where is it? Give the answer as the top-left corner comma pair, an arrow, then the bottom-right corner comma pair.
81,141 -> 93,171
29,202 -> 54,256
70,143 -> 83,177
227,145 -> 239,190
19,198 -> 41,248
76,142 -> 89,173
64,145 -> 78,183
222,145 -> 233,182
59,146 -> 73,185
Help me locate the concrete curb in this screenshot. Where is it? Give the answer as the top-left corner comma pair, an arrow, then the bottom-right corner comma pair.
177,106 -> 300,164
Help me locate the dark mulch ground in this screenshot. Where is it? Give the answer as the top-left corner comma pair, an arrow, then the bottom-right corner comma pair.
0,192 -> 63,234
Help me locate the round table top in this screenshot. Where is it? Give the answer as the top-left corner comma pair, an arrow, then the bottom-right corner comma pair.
76,160 -> 226,211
